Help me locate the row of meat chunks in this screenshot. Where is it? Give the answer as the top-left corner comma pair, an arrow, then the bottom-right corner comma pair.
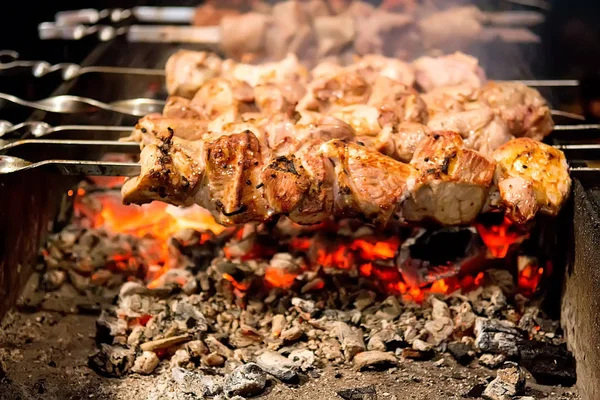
121,50 -> 570,229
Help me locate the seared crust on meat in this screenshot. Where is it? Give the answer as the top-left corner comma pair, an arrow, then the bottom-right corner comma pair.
122,50 -> 571,227
402,131 -> 496,225
492,138 -> 571,222
477,82 -> 554,140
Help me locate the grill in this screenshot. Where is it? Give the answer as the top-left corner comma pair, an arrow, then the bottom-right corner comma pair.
1,3 -> 600,399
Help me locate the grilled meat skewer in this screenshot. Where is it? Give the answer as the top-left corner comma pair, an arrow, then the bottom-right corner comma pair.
121,125 -> 570,227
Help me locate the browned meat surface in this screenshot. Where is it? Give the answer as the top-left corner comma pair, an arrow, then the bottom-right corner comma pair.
477,81 -> 554,140
122,122 -> 569,227
124,50 -> 570,227
427,108 -> 513,155
402,131 -> 496,225
165,50 -> 222,99
492,138 -> 571,223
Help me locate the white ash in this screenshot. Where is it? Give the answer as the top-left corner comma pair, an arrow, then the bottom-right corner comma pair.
27,219 -> 576,396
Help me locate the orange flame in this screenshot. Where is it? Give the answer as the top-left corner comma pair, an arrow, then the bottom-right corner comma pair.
476,217 -> 527,258
264,267 -> 298,289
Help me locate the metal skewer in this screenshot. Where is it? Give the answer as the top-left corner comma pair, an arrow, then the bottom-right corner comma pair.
0,50 -> 581,88
0,92 -> 165,116
0,50 -> 165,80
0,155 -> 140,176
0,120 -> 131,138
0,139 -> 140,153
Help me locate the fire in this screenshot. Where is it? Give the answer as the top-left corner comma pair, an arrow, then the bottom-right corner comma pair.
264,267 -> 298,289
70,182 -> 543,301
517,255 -> 546,295
476,217 -> 527,258
74,190 -> 225,284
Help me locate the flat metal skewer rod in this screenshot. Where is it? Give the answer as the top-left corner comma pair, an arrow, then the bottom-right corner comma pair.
0,139 -> 140,153
0,156 -> 140,176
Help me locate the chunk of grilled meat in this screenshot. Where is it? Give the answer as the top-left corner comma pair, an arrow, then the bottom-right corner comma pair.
421,82 -> 554,141
402,131 -> 496,225
492,138 -> 571,223
427,108 -> 513,155
477,81 -> 554,140
412,52 -> 486,92
165,50 -> 223,99
122,125 -> 570,227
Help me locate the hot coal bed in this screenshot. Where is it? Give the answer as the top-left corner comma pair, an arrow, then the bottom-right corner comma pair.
0,170 -> 581,400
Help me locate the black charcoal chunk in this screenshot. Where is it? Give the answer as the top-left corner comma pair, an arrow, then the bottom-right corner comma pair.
337,385 -> 377,400
518,341 -> 577,386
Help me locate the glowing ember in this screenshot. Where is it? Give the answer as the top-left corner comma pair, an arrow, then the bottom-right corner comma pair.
476,217 -> 527,258
517,255 -> 546,295
264,267 -> 298,289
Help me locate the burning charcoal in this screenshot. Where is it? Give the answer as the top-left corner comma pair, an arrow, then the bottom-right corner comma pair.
486,269 -> 516,295
90,269 -> 113,286
96,310 -> 128,343
518,341 -> 577,386
271,314 -> 286,338
186,340 -> 209,359
171,349 -> 192,368
480,286 -> 508,317
301,278 -> 326,293
42,270 -> 66,291
224,363 -> 268,397
375,296 -> 402,321
172,367 -> 223,397
336,385 -> 377,400
280,326 -> 303,343
447,342 -> 474,365
119,281 -> 150,297
140,335 -> 191,352
256,350 -> 299,383
334,321 -> 366,360
479,354 -> 507,369
474,318 -> 523,357
367,328 -> 404,352
202,352 -> 226,367
482,362 -> 525,400
288,349 -> 315,371
131,351 -> 160,375
353,351 -> 397,371
88,344 -> 135,377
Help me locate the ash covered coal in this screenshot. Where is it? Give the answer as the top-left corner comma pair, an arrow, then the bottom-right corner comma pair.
16,202 -> 576,400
